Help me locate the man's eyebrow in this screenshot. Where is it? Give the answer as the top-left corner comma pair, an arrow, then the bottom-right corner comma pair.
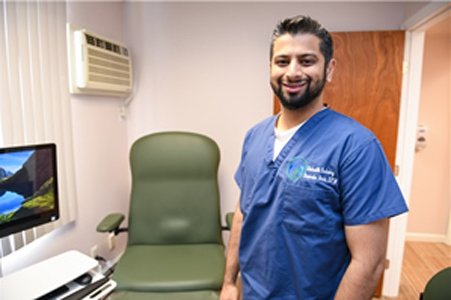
299,53 -> 318,58
273,53 -> 320,61
274,53 -> 319,58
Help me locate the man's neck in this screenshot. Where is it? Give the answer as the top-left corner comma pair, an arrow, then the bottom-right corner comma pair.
276,99 -> 324,131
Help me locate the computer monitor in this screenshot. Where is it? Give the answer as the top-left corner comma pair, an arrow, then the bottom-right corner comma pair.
0,143 -> 59,238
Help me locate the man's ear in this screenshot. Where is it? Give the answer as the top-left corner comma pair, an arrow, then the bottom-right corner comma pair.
326,58 -> 336,83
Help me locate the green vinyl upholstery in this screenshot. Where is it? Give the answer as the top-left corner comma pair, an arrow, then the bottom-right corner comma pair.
110,132 -> 225,297
421,267 -> 451,300
112,290 -> 219,300
114,245 -> 224,292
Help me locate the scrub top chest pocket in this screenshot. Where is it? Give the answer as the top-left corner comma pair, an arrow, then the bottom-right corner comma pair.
281,180 -> 340,237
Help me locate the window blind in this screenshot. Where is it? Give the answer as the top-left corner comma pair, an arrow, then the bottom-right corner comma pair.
0,0 -> 77,256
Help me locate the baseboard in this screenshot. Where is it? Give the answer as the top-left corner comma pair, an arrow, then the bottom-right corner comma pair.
405,232 -> 447,243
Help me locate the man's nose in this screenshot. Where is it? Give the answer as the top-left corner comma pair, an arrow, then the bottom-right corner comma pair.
286,61 -> 303,79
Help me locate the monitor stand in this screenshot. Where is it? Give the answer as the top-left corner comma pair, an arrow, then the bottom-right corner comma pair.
0,250 -> 99,300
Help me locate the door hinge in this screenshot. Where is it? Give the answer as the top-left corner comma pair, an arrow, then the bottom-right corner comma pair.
403,60 -> 409,74
394,165 -> 400,176
385,259 -> 390,269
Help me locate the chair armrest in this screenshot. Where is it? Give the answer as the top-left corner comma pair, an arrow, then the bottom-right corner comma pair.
225,212 -> 234,230
96,213 -> 125,233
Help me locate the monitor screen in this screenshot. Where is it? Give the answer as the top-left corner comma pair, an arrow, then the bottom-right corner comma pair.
0,143 -> 59,238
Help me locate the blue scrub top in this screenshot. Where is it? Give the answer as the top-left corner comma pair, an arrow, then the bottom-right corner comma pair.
235,108 -> 408,300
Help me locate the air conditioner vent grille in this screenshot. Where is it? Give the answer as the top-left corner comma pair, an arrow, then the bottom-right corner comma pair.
87,48 -> 129,65
89,74 -> 130,86
88,58 -> 129,72
89,66 -> 129,79
85,33 -> 128,57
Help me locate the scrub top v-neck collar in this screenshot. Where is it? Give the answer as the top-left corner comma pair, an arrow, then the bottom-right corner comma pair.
267,108 -> 331,169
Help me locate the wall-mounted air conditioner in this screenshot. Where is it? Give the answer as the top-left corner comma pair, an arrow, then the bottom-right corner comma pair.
66,23 -> 133,96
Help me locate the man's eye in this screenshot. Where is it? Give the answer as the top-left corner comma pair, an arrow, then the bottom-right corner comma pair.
276,60 -> 289,66
300,57 -> 318,66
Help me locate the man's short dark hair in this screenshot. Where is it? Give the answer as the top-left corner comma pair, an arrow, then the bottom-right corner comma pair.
270,15 -> 334,66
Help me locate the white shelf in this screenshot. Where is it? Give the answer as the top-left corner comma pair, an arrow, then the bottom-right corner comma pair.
0,250 -> 98,300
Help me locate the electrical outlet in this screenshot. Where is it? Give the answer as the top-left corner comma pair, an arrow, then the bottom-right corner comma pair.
90,245 -> 98,258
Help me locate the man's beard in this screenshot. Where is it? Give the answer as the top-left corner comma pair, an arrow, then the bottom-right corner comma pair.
272,73 -> 327,111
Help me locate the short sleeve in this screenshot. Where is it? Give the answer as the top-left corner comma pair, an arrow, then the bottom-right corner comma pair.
234,129 -> 253,190
234,162 -> 244,190
340,139 -> 408,225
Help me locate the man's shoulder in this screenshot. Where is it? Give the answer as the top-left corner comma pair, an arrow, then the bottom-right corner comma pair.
325,109 -> 376,140
245,115 -> 277,139
251,115 -> 277,130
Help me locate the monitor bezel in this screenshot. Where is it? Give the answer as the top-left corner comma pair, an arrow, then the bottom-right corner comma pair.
0,143 -> 60,238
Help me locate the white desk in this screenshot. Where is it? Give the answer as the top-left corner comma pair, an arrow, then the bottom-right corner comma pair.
0,250 -> 114,300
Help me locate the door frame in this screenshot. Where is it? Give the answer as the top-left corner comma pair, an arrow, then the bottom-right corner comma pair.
382,3 -> 450,297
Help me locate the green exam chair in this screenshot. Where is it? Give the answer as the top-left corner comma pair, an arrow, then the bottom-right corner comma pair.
97,132 -> 229,299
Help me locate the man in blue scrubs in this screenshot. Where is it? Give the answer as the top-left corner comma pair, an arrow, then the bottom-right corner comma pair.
220,15 -> 408,300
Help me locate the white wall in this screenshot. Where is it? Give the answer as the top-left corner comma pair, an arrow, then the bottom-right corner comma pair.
2,2 -> 130,275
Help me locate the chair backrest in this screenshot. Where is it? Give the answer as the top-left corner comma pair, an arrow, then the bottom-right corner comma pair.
127,132 -> 223,246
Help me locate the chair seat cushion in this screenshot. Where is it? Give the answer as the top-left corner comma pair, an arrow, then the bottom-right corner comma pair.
113,244 -> 225,292
111,290 -> 219,300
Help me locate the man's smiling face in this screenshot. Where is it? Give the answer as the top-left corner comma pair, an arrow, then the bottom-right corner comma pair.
270,33 -> 331,110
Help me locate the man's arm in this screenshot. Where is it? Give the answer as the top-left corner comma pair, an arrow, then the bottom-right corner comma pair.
220,204 -> 243,300
334,218 -> 389,300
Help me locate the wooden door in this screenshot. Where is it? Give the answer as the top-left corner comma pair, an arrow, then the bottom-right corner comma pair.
274,31 -> 405,296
